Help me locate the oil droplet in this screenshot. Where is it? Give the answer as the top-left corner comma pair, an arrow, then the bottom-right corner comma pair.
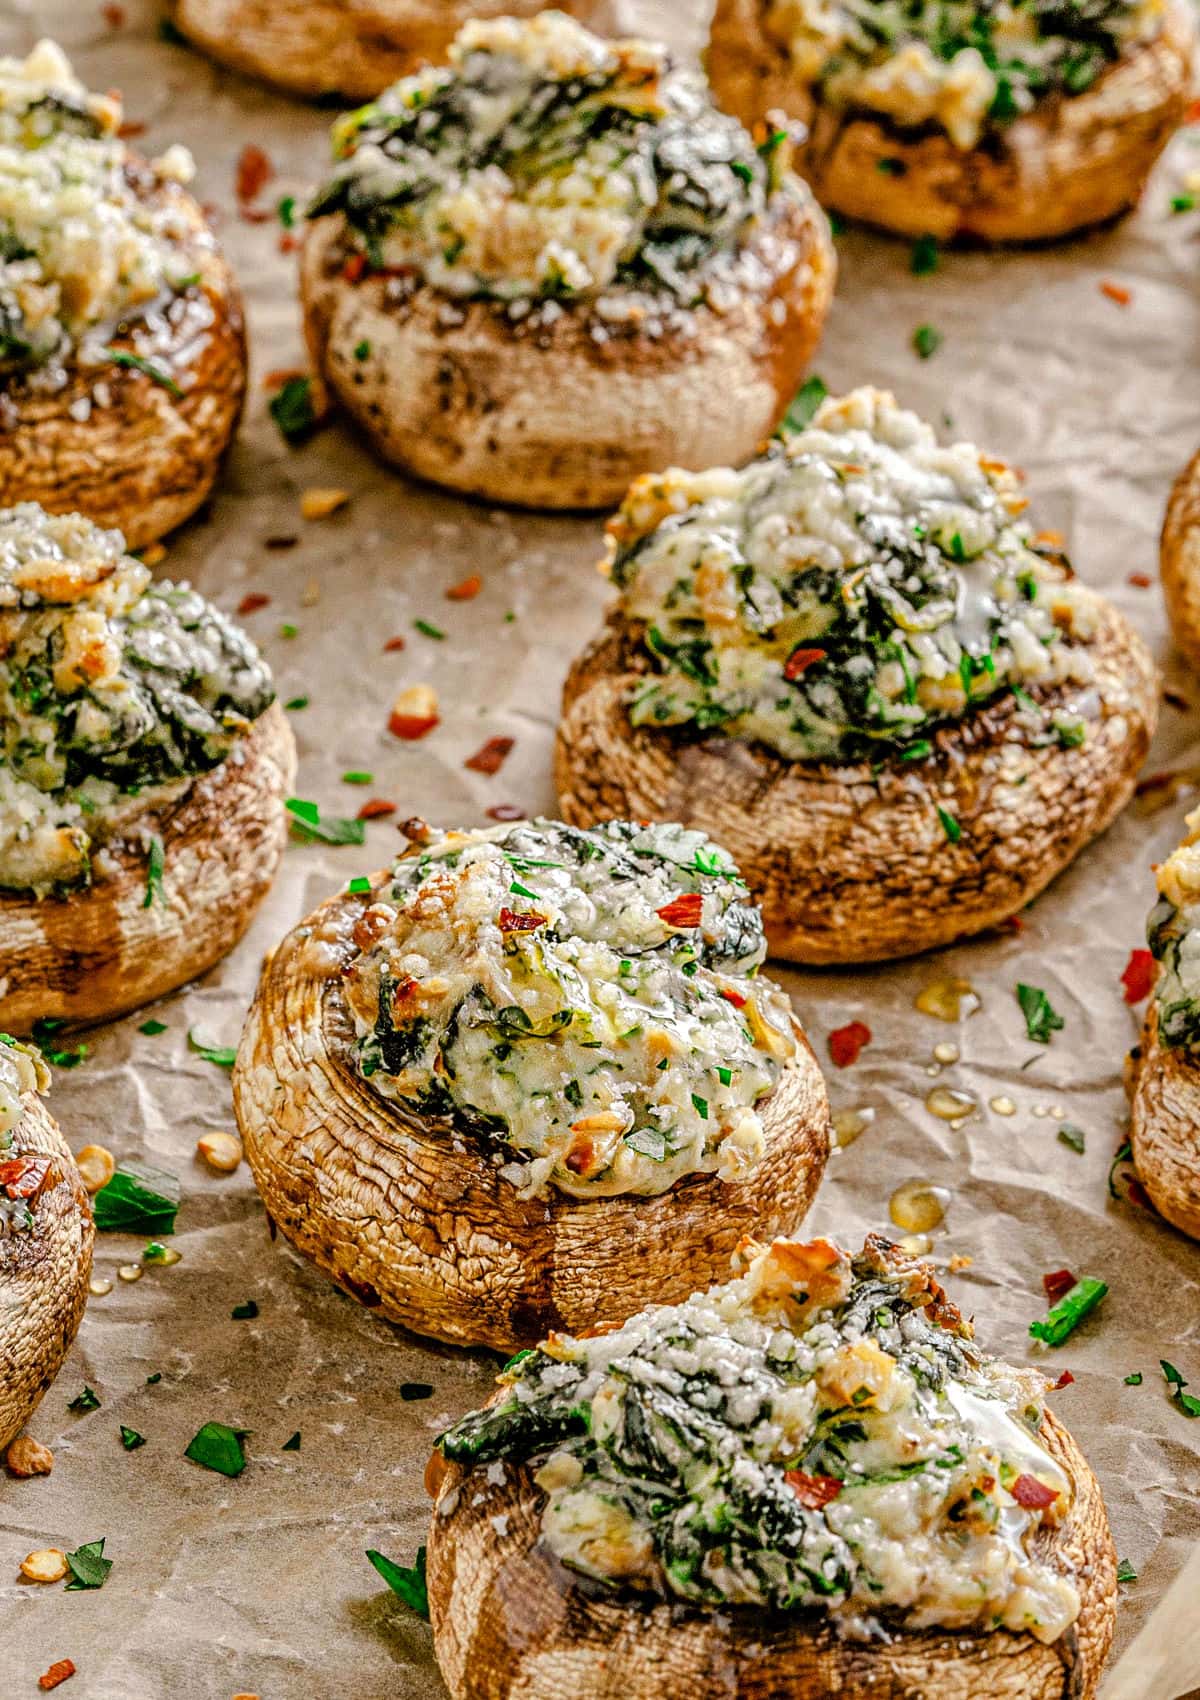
117,1263 -> 143,1283
890,1180 -> 951,1234
933,1042 -> 960,1065
926,1085 -> 978,1121
1050,1104 -> 1066,1119
915,977 -> 981,1023
144,1246 -> 182,1267
833,1107 -> 875,1148
925,1064 -> 940,1077
899,1233 -> 933,1256
989,1095 -> 1017,1117
88,1277 -> 113,1297
1032,1104 -> 1049,1118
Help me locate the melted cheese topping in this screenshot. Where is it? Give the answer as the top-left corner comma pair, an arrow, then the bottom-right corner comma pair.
0,39 -> 203,372
1148,805 -> 1200,1047
766,0 -> 1162,148
610,387 -> 1098,763
0,504 -> 274,894
0,1035 -> 50,1235
439,1237 -> 1081,1643
308,11 -> 785,303
342,819 -> 800,1199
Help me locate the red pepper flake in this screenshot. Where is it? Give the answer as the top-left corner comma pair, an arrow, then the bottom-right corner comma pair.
565,1138 -> 593,1176
445,574 -> 482,601
784,1470 -> 843,1509
1043,1269 -> 1077,1306
1011,1473 -> 1059,1510
1126,1176 -> 1153,1211
263,367 -> 306,391
464,736 -> 514,776
1127,571 -> 1152,588
656,893 -> 704,929
1051,1370 -> 1075,1390
239,207 -> 274,225
102,2 -> 126,23
279,231 -> 300,254
236,592 -> 270,616
1188,97 -> 1200,123
828,1021 -> 872,1068
116,119 -> 146,138
1121,948 -> 1155,1005
0,1156 -> 51,1200
389,713 -> 439,741
720,987 -> 747,1009
342,253 -> 367,283
498,907 -> 546,933
783,647 -> 825,680
38,1662 -> 76,1693
486,804 -> 524,822
235,143 -> 273,206
383,636 -> 407,653
357,799 -> 397,820
1100,281 -> 1132,307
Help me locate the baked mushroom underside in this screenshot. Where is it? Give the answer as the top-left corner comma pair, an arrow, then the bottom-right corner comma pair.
0,700 -> 295,1033
1130,1010 -> 1200,1242
707,0 -> 1197,241
299,189 -> 835,510
164,0 -> 619,100
1161,448 -> 1200,673
426,1410 -> 1116,1700
0,229 -> 246,551
234,882 -> 831,1350
555,597 -> 1158,964
0,1094 -> 94,1453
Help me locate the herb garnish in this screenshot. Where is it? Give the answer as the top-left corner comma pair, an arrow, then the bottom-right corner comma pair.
936,806 -> 960,844
778,375 -> 827,435
1116,1558 -> 1138,1584
68,1386 -> 101,1412
283,1431 -> 301,1451
1124,1372 -> 1143,1385
1017,983 -> 1064,1045
285,695 -> 310,711
92,1162 -> 181,1235
1057,1123 -> 1085,1154
366,1546 -> 429,1617
101,348 -> 182,396
269,376 -> 317,442
910,235 -> 939,276
120,1426 -> 146,1450
139,1019 -> 168,1036
185,1421 -> 250,1476
413,618 -> 445,641
401,1382 -> 434,1401
32,1017 -> 88,1069
286,797 -> 366,846
232,1300 -> 259,1319
1161,1360 -> 1200,1417
143,832 -> 165,908
1029,1277 -> 1107,1346
65,1538 -> 112,1590
912,323 -> 942,359
187,1028 -> 237,1069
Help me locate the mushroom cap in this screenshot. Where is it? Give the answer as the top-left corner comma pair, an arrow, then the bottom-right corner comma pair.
234,879 -> 831,1350
708,0 -> 1197,242
0,700 -> 296,1033
1130,1005 -> 1200,1241
299,184 -> 835,511
164,0 -> 618,100
0,1092 -> 94,1453
1161,448 -> 1200,673
426,1408 -> 1116,1700
0,180 -> 246,551
555,592 -> 1158,964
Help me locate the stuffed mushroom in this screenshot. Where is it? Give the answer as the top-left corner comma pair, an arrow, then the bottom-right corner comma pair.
556,386 -> 1158,964
1129,808 -> 1200,1240
427,1233 -> 1117,1700
1160,446 -> 1200,672
0,1035 -> 93,1453
234,817 -> 830,1348
162,0 -> 613,102
0,41 -> 247,548
0,504 -> 296,1033
299,12 -> 835,510
708,0 -> 1196,242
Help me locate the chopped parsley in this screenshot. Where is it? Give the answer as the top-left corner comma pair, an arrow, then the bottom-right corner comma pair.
1029,1276 -> 1107,1346
269,376 -> 317,443
910,235 -> 938,276
185,1421 -> 250,1477
1017,983 -> 1064,1045
92,1163 -> 180,1235
101,347 -> 183,397
1161,1360 -> 1200,1417
342,770 -> 374,785
413,618 -> 446,641
143,832 -> 165,909
139,1019 -> 168,1036
936,806 -> 961,844
1116,1558 -> 1138,1584
1124,1371 -> 1143,1386
912,323 -> 942,359
231,1300 -> 259,1320
68,1385 -> 101,1413
778,375 -> 828,435
1057,1123 -> 1085,1154
283,1431 -> 302,1451
32,1017 -> 88,1070
277,194 -> 297,228
366,1546 -> 429,1617
285,695 -> 310,711
354,339 -> 371,360
286,797 -> 366,846
187,1028 -> 237,1069
120,1426 -> 146,1450
65,1538 -> 112,1591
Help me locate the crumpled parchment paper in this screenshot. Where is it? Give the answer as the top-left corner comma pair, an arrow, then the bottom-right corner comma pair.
1,0 -> 1199,1695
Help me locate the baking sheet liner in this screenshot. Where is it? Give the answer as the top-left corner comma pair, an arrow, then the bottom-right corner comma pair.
1,0 -> 1199,1693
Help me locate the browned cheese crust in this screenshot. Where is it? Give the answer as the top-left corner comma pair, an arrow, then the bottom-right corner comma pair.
163,0 -> 620,101
0,700 -> 296,1034
0,1092 -> 94,1452
425,1408 -> 1117,1700
0,178 -> 247,551
299,187 -> 836,511
554,592 -> 1158,964
1161,447 -> 1200,673
233,879 -> 831,1350
1129,1002 -> 1200,1241
707,0 -> 1197,242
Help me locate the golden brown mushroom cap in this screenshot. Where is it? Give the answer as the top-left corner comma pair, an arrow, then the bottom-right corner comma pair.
708,0 -> 1197,242
299,183 -> 835,511
234,879 -> 831,1349
1130,1003 -> 1200,1242
0,1092 -> 93,1452
555,592 -> 1157,964
0,182 -> 246,551
426,1409 -> 1116,1700
1161,448 -> 1200,673
0,700 -> 296,1033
